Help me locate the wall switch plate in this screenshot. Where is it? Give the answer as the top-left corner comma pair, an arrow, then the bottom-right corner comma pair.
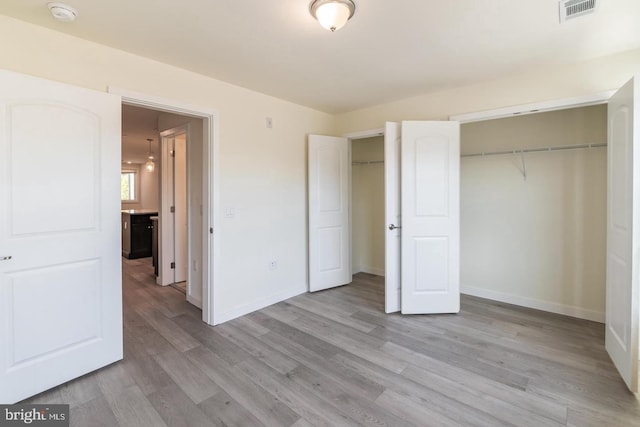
266,117 -> 273,129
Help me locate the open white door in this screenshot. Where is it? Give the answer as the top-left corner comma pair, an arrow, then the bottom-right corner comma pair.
401,121 -> 460,314
385,122 -> 401,313
308,135 -> 351,292
160,130 -> 188,287
174,134 -> 188,284
0,70 -> 122,403
606,76 -> 639,393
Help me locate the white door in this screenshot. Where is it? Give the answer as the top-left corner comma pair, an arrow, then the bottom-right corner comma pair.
174,134 -> 188,284
0,70 -> 122,403
385,122 -> 401,313
160,131 -> 189,286
606,76 -> 639,393
308,135 -> 351,292
160,134 -> 176,286
401,121 -> 460,314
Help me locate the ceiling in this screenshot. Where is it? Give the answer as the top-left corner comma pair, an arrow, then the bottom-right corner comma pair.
1,0 -> 639,113
121,105 -> 159,164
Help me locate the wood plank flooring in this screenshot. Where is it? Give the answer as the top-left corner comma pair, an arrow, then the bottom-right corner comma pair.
23,258 -> 640,426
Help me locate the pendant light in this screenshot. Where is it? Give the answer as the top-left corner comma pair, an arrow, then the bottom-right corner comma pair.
145,138 -> 155,172
310,0 -> 356,32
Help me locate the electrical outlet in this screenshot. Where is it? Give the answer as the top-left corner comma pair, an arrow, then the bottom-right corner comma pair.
269,260 -> 278,270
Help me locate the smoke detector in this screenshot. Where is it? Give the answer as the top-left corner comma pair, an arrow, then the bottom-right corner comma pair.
559,0 -> 597,23
47,3 -> 78,22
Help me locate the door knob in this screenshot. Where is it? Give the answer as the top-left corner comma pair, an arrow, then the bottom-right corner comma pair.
1,256 -> 12,261
388,224 -> 401,230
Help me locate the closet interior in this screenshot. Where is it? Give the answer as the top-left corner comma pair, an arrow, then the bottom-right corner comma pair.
351,136 -> 385,277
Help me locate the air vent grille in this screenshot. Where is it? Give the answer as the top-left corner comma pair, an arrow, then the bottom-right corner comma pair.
559,0 -> 597,22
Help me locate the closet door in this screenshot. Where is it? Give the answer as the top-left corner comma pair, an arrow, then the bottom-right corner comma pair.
606,76 -> 639,393
308,135 -> 351,291
385,122 -> 401,313
401,121 -> 460,314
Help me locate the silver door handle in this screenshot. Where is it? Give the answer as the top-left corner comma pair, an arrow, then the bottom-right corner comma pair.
1,256 -> 12,261
388,224 -> 401,230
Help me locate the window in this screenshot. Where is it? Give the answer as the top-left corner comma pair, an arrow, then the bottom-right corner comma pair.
121,168 -> 139,203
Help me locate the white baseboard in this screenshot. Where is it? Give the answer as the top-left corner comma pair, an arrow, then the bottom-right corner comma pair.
186,295 -> 202,309
354,266 -> 385,277
461,285 -> 605,323
213,286 -> 306,325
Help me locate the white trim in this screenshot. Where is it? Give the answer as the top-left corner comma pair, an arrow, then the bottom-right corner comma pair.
461,285 -> 604,323
343,127 -> 385,140
450,91 -> 615,124
215,286 -> 305,325
109,86 -> 220,327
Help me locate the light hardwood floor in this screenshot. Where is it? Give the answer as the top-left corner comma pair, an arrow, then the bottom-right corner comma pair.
23,257 -> 640,426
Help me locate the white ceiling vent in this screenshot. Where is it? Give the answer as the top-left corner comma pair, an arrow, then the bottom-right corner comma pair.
559,0 -> 597,23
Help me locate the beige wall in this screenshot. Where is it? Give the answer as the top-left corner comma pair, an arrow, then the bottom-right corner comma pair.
352,136 -> 385,276
335,48 -> 640,133
0,15 -> 334,324
461,106 -> 607,321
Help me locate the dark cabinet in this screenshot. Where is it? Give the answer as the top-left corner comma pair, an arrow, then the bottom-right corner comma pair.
122,211 -> 158,259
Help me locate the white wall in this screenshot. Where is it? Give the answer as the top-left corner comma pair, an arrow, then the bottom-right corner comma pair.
461,106 -> 607,321
139,162 -> 159,211
0,15 -> 334,324
351,137 -> 385,276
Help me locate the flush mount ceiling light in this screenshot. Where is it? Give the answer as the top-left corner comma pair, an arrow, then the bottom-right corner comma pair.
47,2 -> 78,22
310,0 -> 356,32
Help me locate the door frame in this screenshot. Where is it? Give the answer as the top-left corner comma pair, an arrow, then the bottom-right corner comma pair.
450,91 -> 616,322
450,91 -> 614,123
343,127 -> 386,281
108,86 -> 220,326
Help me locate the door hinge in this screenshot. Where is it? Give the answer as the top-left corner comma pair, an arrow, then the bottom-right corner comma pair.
170,150 -> 175,157
170,262 -> 175,269
170,206 -> 175,213
210,227 -> 213,234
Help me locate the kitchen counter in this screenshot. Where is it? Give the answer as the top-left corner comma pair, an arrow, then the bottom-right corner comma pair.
121,209 -> 159,215
122,210 -> 158,259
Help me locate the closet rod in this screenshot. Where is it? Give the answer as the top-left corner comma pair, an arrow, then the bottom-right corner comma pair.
352,160 -> 384,165
461,142 -> 607,158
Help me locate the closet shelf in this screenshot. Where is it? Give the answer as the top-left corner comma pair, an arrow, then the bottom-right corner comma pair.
461,142 -> 607,158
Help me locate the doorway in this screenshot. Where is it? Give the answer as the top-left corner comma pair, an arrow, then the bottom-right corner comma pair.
351,135 -> 385,277
451,86 -> 638,393
112,86 -> 219,325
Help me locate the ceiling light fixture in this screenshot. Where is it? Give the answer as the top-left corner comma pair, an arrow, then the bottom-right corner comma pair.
145,139 -> 155,173
47,3 -> 78,23
310,0 -> 356,32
